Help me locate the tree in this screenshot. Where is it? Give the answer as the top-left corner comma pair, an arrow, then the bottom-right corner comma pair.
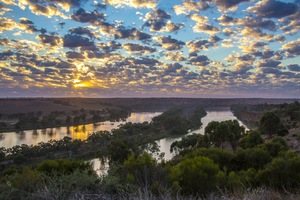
205,121 -> 223,147
239,130 -> 264,149
205,120 -> 244,150
257,155 -> 300,189
226,120 -> 245,151
259,112 -> 284,138
170,156 -> 225,195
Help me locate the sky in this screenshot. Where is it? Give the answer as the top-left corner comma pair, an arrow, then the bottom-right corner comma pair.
0,0 -> 299,98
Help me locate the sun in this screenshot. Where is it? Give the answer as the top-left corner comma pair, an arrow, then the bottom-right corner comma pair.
73,80 -> 93,88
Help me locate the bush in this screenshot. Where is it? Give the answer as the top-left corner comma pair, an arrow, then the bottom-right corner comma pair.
170,156 -> 225,195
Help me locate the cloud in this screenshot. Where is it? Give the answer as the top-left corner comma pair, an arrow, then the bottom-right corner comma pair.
163,63 -> 183,74
165,21 -> 183,32
0,3 -> 12,15
63,34 -> 95,48
287,64 -> 300,72
282,39 -> 300,57
19,17 -> 40,33
16,0 -> 67,18
115,27 -> 151,40
217,14 -> 239,26
104,0 -> 157,8
222,28 -> 234,36
239,16 -> 277,31
281,9 -> 300,34
0,17 -> 17,33
247,0 -> 298,18
0,38 -> 9,46
71,8 -> 106,25
165,51 -> 186,61
186,38 -> 219,53
240,27 -> 281,41
173,1 -> 209,15
190,14 -> 219,35
37,34 -> 62,46
123,43 -> 156,54
188,54 -> 211,66
69,27 -> 95,38
155,36 -> 184,50
257,59 -> 281,68
144,8 -> 174,32
203,0 -> 250,11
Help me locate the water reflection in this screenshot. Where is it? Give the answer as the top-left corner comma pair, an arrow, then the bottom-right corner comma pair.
0,112 -> 162,148
157,108 -> 249,160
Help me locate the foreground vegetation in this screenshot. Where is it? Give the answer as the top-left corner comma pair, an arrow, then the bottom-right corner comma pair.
0,102 -> 300,199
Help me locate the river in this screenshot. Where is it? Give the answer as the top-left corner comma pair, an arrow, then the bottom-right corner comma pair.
0,108 -> 248,176
156,107 -> 248,160
0,112 -> 162,149
90,107 -> 248,175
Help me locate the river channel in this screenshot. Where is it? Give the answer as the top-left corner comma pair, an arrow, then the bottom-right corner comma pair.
0,108 -> 248,176
90,107 -> 248,175
0,112 -> 162,149
156,107 -> 248,160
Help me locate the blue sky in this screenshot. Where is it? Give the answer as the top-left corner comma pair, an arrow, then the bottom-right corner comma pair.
0,0 -> 300,98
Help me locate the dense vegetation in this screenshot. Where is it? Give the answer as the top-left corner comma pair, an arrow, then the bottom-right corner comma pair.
231,101 -> 300,129
0,103 -> 300,199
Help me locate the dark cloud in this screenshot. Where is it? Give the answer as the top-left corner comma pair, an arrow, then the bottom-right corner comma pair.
0,50 -> 13,60
164,63 -> 183,73
188,55 -> 211,66
63,34 -> 94,48
19,18 -> 40,33
281,9 -> 300,34
55,60 -> 75,69
242,16 -> 277,31
287,64 -> 300,72
123,43 -> 156,53
258,60 -> 281,68
205,0 -> 250,10
260,67 -> 281,74
115,27 -> 151,40
86,51 -> 105,59
129,57 -> 160,67
0,38 -> 9,46
66,51 -> 85,59
210,35 -> 222,43
186,39 -> 217,53
71,8 -> 105,25
69,27 -> 95,38
99,41 -> 122,52
144,8 -> 172,32
37,34 -> 61,46
248,0 -> 298,18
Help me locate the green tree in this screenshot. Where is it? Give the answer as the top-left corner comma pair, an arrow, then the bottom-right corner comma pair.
259,112 -> 284,138
226,120 -> 245,151
205,121 -> 223,147
257,155 -> 300,189
239,130 -> 264,149
170,156 -> 225,195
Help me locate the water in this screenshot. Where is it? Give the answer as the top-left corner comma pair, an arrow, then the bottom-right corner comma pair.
157,108 -> 248,160
0,112 -> 162,148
